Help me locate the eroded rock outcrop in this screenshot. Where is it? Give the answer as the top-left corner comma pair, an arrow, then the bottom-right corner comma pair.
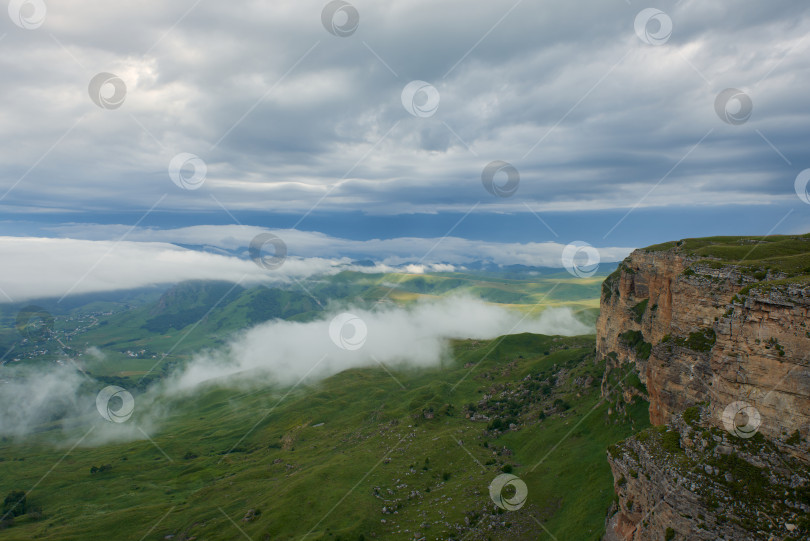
597,245 -> 810,441
598,237 -> 810,540
606,407 -> 810,540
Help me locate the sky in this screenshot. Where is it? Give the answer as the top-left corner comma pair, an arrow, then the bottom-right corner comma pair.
1,0 -> 810,300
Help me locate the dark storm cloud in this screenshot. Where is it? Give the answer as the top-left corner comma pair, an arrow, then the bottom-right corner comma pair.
1,0 -> 809,217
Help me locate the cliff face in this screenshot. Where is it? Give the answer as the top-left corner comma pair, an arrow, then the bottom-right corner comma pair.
605,407 -> 810,541
598,237 -> 810,540
597,247 -> 810,440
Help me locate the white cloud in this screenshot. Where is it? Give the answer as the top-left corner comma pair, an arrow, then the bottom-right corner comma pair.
0,235 -> 335,302
0,364 -> 159,445
165,296 -> 592,392
0,369 -> 88,439
47,223 -> 635,265
0,296 -> 591,441
0,230 -> 632,301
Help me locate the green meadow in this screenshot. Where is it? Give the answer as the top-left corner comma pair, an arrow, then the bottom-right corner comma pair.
0,267 -> 649,540
0,334 -> 648,540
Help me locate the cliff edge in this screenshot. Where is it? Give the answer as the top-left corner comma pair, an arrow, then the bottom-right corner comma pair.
597,234 -> 810,540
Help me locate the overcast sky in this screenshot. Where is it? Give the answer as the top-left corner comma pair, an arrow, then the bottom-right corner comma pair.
1,0 -> 810,300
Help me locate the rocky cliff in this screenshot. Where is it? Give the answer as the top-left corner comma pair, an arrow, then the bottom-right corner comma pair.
597,237 -> 810,440
605,406 -> 809,540
597,235 -> 810,540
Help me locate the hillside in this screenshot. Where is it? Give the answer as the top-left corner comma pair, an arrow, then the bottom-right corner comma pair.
0,334 -> 648,540
0,264 -> 637,540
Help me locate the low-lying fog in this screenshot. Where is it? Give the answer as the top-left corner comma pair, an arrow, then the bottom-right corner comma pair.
0,295 -> 591,444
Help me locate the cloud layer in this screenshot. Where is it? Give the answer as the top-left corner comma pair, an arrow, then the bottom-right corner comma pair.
1,0 -> 808,220
0,229 -> 632,302
168,295 -> 591,391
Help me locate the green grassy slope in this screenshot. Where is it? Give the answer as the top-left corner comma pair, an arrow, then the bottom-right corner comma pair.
0,334 -> 649,540
644,233 -> 810,278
